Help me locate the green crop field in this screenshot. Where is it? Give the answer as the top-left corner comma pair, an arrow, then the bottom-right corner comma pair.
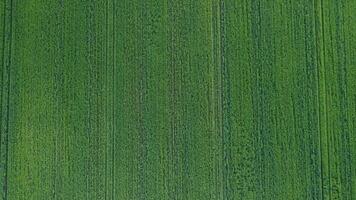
0,0 -> 355,199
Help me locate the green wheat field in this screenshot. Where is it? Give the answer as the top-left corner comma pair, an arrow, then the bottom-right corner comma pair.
0,0 -> 355,199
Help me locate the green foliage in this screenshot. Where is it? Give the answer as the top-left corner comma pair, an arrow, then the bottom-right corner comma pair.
0,0 -> 355,199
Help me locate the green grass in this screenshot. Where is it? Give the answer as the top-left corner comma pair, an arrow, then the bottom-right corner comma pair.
0,0 -> 355,199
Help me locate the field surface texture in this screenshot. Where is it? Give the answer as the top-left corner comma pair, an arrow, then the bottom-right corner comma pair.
0,0 -> 355,199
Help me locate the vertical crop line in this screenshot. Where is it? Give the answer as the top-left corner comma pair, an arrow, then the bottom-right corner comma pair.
219,0 -> 226,197
338,1 -> 353,198
53,0 -> 64,198
0,0 -> 6,112
167,0 -> 179,198
0,0 -> 6,152
210,0 -> 221,198
218,0 -> 232,199
0,1 -> 5,198
313,0 -> 324,198
341,2 -> 353,198
5,0 -> 12,198
104,0 -> 111,199
3,0 -> 13,199
104,1 -> 108,199
167,0 -> 173,197
85,1 -> 96,197
111,0 -> 116,199
321,0 -> 331,198
212,0 -> 222,198
138,1 -> 148,199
